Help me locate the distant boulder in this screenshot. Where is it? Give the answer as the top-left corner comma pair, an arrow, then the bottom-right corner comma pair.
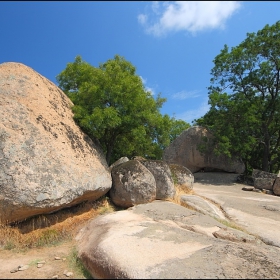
0,62 -> 112,224
252,169 -> 277,191
163,126 -> 245,173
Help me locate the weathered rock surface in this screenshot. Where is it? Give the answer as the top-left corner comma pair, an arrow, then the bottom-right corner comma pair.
0,62 -> 112,224
109,156 -> 129,172
137,159 -> 175,200
110,160 -> 156,208
109,159 -> 182,207
252,169 -> 277,191
163,126 -> 245,173
193,172 -> 280,248
180,194 -> 225,220
273,177 -> 280,196
169,163 -> 194,191
76,200 -> 280,279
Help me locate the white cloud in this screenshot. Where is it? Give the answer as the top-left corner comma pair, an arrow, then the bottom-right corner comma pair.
138,1 -> 241,37
139,76 -> 146,84
146,86 -> 155,95
171,90 -> 200,100
140,75 -> 156,95
138,14 -> 147,25
176,99 -> 210,124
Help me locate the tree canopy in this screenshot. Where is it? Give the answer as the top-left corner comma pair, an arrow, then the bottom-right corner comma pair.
194,20 -> 280,174
56,55 -> 190,164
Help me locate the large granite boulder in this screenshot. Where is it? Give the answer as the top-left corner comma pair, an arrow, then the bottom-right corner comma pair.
76,200 -> 280,279
136,159 -> 175,200
0,62 -> 112,224
163,126 -> 245,173
109,160 -> 156,208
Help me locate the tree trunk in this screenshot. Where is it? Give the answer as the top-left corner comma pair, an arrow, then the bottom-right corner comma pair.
262,125 -> 270,172
106,145 -> 113,165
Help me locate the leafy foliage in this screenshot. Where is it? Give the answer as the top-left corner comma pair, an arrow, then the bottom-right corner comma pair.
57,55 -> 190,164
195,20 -> 280,173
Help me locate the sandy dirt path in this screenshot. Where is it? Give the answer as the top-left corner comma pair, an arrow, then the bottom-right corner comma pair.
0,240 -> 88,279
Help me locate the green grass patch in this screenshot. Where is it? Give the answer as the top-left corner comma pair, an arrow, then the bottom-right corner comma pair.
214,217 -> 248,232
67,247 -> 93,279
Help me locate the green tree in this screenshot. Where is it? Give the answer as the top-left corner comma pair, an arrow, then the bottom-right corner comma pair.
57,55 -> 189,164
168,118 -> 191,143
194,20 -> 280,173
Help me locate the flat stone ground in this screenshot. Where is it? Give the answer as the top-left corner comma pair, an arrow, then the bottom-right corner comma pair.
1,171 -> 280,279
193,172 -> 280,247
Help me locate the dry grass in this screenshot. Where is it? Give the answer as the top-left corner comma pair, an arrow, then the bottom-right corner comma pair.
167,184 -> 194,205
0,184 -> 193,252
0,195 -> 118,251
0,182 -> 250,252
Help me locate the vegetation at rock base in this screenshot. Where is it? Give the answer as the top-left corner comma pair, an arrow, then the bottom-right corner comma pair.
68,247 -> 92,279
0,196 -> 119,251
194,20 -> 280,174
0,196 -> 123,278
56,55 -> 190,165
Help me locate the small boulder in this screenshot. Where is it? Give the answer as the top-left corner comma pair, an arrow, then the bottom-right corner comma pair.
273,177 -> 280,196
109,160 -> 156,208
137,159 -> 175,200
242,186 -> 255,191
18,265 -> 29,271
169,164 -> 194,191
252,169 -> 277,190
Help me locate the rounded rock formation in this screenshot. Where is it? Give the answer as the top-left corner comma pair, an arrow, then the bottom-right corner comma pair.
0,62 -> 112,224
163,126 -> 245,174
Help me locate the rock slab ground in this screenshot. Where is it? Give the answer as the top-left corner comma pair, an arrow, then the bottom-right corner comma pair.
193,172 -> 280,247
1,172 -> 280,279
76,193 -> 280,278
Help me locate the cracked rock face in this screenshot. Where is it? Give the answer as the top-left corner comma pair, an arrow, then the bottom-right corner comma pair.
0,62 -> 112,224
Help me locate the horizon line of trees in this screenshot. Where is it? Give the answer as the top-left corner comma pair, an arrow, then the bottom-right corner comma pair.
57,20 -> 280,174
194,20 -> 280,175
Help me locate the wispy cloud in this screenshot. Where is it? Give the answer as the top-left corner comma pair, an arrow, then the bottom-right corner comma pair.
171,90 -> 200,100
175,99 -> 210,124
138,1 -> 241,37
140,76 -> 156,95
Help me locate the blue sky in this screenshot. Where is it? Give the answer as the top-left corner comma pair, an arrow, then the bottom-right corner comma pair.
1,1 -> 280,124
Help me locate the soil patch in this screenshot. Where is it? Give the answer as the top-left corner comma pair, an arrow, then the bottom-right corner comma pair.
0,240 -> 89,279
